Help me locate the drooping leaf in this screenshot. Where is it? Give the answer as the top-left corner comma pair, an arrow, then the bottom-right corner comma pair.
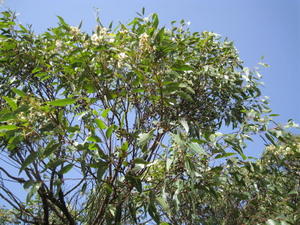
96,160 -> 108,181
20,152 -> 38,173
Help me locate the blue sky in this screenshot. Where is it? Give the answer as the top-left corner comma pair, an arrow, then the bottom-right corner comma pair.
1,0 -> 299,146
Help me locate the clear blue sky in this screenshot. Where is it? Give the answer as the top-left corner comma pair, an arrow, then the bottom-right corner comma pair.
1,0 -> 300,146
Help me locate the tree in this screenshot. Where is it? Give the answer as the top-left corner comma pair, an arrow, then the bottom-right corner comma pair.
0,10 -> 299,224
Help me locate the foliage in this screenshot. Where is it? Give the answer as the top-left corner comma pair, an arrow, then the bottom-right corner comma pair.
0,10 -> 299,225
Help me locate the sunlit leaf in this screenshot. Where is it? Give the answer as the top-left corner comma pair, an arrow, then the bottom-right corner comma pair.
0,125 -> 18,131
137,130 -> 154,146
48,98 -> 76,106
12,88 -> 26,97
3,96 -> 17,110
189,142 -> 206,155
95,118 -> 107,129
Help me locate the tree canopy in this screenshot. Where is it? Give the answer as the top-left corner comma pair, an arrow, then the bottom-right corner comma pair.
0,10 -> 299,225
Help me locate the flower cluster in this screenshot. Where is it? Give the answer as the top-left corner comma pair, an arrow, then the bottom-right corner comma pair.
70,26 -> 80,36
138,32 -> 152,52
117,52 -> 128,68
91,26 -> 114,45
55,40 -> 63,50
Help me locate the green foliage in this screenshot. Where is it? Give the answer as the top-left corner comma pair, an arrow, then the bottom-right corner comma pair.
0,10 -> 299,225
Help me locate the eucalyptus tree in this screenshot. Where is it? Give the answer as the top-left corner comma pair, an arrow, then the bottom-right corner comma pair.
0,10 -> 298,225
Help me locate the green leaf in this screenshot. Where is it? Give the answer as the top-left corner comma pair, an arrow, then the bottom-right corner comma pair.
26,182 -> 41,204
3,96 -> 17,110
178,91 -> 193,102
133,158 -> 149,165
189,142 -> 206,155
156,197 -> 171,216
106,126 -> 114,138
180,119 -> 189,133
57,15 -> 69,29
80,183 -> 87,195
152,13 -> 159,29
128,203 -> 137,224
59,164 -> 73,175
148,193 -> 160,223
172,64 -> 193,71
0,112 -> 16,122
23,180 -> 35,190
12,88 -> 26,97
43,142 -> 59,158
215,152 -> 236,159
0,125 -> 19,131
96,161 -> 108,181
88,143 -> 99,151
121,141 -> 129,151
101,108 -> 110,118
47,159 -> 65,169
95,118 -> 107,129
269,114 -> 280,117
137,130 -> 154,146
20,152 -> 38,173
87,135 -> 102,143
126,175 -> 142,193
48,98 -> 76,106
265,133 -> 277,146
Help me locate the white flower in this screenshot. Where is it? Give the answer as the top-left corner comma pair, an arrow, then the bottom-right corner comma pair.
139,32 -> 149,42
117,52 -> 128,68
95,26 -> 108,36
118,52 -> 127,59
242,75 -> 250,82
139,32 -> 151,51
119,29 -> 128,35
91,27 -> 111,45
91,33 -> 100,45
70,26 -> 80,36
99,27 -> 108,35
55,40 -> 63,49
108,38 -> 114,43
